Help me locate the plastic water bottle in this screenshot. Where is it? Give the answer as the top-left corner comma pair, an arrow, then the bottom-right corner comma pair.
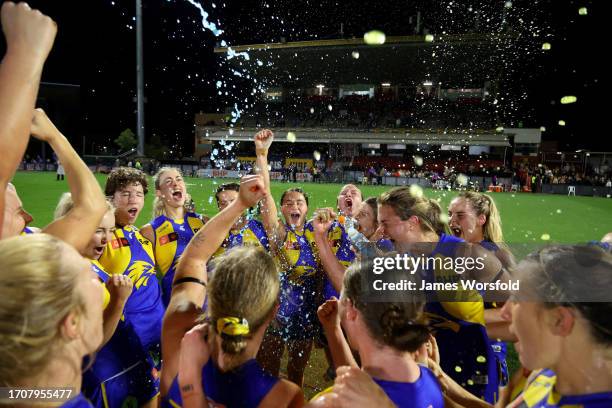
343,216 -> 369,253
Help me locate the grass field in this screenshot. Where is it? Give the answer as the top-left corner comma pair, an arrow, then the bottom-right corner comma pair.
11,171 -> 612,398
14,171 -> 612,243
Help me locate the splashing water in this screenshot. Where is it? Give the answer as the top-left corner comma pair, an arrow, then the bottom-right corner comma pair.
230,103 -> 242,124
226,46 -> 250,60
182,0 -> 224,36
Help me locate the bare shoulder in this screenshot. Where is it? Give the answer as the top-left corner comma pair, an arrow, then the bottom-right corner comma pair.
258,379 -> 304,408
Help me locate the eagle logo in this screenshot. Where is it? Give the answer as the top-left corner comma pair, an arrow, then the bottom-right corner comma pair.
126,261 -> 156,289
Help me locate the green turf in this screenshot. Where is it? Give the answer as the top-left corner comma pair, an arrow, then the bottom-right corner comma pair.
13,171 -> 612,243
11,171 -> 612,398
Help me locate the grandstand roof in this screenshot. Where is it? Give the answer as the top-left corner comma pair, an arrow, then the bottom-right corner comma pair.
199,127 -> 511,147
214,34 -> 515,88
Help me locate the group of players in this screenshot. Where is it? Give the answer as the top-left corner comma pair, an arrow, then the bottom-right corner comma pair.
1,2 -> 612,408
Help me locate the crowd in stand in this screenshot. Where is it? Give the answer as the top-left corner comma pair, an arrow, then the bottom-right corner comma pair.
240,90 -> 496,130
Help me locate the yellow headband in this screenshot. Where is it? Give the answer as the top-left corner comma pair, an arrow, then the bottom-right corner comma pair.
217,317 -> 250,336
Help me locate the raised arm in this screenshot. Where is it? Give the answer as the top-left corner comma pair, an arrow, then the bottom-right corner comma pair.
0,2 -> 56,235
313,208 -> 348,293
161,175 -> 266,395
254,129 -> 286,245
30,109 -> 107,253
317,298 -> 358,368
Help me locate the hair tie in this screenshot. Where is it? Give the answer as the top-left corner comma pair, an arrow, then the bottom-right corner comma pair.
217,317 -> 250,336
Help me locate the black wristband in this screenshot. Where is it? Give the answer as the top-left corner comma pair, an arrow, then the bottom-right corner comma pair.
173,277 -> 207,288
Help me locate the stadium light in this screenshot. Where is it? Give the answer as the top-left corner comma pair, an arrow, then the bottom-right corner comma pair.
381,82 -> 391,87
316,84 -> 325,95
423,80 -> 433,86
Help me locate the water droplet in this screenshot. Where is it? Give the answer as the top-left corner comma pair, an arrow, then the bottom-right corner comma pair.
558,120 -> 566,126
409,184 -> 423,198
425,34 -> 434,42
364,30 -> 386,45
287,132 -> 297,143
476,355 -> 487,363
542,42 -> 552,50
313,150 -> 321,161
578,7 -> 588,15
457,174 -> 469,186
560,96 -> 577,104
351,50 -> 360,59
541,233 -> 551,241
454,366 -> 463,373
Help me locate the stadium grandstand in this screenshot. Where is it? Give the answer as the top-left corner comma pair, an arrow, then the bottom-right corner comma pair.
191,35 -> 603,193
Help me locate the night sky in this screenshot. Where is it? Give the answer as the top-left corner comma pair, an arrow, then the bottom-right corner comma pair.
2,0 -> 607,155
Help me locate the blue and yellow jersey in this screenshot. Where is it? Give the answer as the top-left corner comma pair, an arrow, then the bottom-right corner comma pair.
305,220 -> 355,300
272,220 -> 353,340
311,365 -> 444,408
150,212 -> 205,307
98,225 -> 163,359
161,359 -> 278,408
509,369 -> 612,407
480,239 -> 509,387
212,218 -> 270,260
421,233 -> 498,403
272,220 -> 321,340
83,260 -> 160,407
91,260 -> 111,310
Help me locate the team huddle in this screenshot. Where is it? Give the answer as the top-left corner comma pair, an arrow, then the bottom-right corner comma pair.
1,3 -> 612,408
